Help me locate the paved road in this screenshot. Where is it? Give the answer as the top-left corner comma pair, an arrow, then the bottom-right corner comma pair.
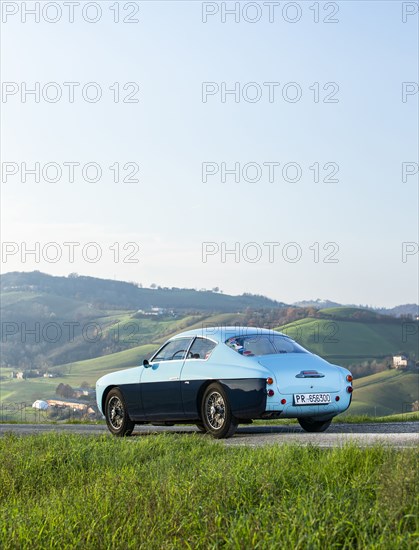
0,422 -> 418,447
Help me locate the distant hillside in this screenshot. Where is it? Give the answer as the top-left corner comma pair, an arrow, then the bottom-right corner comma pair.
0,271 -> 289,371
348,370 -> 419,416
293,299 -> 418,318
1,271 -> 285,312
376,304 -> 419,318
0,272 -> 294,378
277,307 -> 419,367
293,299 -> 342,309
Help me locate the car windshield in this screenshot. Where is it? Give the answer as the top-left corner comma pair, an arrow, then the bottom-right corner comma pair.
225,335 -> 308,356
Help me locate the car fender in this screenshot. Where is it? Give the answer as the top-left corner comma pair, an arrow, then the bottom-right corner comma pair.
219,378 -> 267,419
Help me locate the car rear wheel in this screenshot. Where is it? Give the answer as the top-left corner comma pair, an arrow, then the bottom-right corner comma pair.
201,383 -> 238,439
298,417 -> 332,433
105,388 -> 135,436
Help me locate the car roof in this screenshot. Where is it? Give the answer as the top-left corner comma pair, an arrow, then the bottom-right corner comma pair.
170,326 -> 286,344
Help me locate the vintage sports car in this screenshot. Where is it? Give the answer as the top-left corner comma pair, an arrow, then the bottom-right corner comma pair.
96,327 -> 353,438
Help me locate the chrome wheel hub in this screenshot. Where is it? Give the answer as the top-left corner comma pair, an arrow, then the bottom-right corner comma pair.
108,396 -> 124,429
206,391 -> 226,430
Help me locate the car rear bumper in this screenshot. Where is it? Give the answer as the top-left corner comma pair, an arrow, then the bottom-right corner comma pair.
265,390 -> 352,419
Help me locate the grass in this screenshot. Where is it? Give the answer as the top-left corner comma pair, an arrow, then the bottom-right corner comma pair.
252,411 -> 419,426
333,411 -> 419,423
0,434 -> 417,549
350,370 -> 419,416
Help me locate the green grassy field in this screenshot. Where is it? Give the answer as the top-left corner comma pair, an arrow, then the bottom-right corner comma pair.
277,311 -> 418,366
0,434 -> 417,549
347,370 -> 419,416
0,343 -> 156,405
334,411 -> 419,423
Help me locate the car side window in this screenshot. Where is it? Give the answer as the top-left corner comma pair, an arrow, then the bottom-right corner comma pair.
153,338 -> 193,362
188,337 -> 217,360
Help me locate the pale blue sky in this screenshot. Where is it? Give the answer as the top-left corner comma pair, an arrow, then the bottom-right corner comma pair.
1,0 -> 418,307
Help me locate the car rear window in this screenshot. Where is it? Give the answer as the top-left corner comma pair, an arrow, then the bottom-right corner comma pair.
225,335 -> 308,356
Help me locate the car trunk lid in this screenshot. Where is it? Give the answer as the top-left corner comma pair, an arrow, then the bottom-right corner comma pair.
257,354 -> 342,394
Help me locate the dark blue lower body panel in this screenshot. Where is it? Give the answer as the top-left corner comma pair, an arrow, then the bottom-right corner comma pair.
118,383 -> 143,420
119,378 -> 267,422
220,378 -> 267,419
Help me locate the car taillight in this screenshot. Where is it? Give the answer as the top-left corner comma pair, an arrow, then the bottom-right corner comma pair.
266,377 -> 274,385
267,389 -> 274,397
346,374 -> 353,382
347,386 -> 353,393
335,396 -> 340,401
281,398 -> 286,405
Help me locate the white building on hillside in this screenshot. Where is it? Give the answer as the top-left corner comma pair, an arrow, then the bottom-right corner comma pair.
393,355 -> 408,369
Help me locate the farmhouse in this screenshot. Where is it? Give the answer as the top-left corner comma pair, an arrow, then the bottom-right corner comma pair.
136,306 -> 167,316
47,399 -> 95,415
392,355 -> 408,369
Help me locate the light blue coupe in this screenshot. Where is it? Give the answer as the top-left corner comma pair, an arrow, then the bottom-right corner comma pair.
96,326 -> 353,439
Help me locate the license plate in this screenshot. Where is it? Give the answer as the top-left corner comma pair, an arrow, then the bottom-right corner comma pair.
294,393 -> 331,405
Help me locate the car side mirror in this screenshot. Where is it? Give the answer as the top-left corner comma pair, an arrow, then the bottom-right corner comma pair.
143,359 -> 150,368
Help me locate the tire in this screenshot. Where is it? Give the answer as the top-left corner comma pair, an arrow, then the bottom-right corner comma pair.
105,388 -> 135,436
195,423 -> 207,433
298,417 -> 332,433
201,383 -> 238,439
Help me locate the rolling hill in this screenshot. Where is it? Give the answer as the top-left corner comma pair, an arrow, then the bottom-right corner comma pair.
277,307 -> 418,367
293,299 -> 418,318
0,271 -> 289,373
1,271 -> 285,312
348,370 -> 419,416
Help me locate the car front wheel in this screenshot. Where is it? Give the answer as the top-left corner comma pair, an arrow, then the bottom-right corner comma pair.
298,417 -> 332,433
105,388 -> 135,436
201,383 -> 238,439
